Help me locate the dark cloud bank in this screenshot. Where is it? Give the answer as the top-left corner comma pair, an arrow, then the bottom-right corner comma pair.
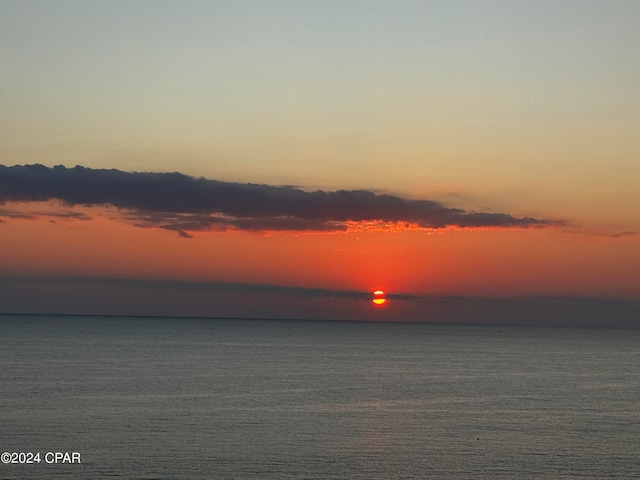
0,277 -> 638,328
0,164 -> 561,234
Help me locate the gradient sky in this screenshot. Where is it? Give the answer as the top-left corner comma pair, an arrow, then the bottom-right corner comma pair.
1,1 -> 639,324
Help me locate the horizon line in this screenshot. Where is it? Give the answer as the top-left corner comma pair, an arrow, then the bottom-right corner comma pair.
2,311 -> 639,331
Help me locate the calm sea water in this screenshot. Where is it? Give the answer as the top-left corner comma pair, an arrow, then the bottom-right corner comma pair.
1,315 -> 639,479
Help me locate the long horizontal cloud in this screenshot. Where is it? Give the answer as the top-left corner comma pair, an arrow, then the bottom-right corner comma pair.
0,164 -> 561,233
0,275 -> 421,301
2,276 -> 639,327
0,207 -> 92,221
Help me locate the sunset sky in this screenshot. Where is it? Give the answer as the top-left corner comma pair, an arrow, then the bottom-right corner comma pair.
1,1 -> 639,325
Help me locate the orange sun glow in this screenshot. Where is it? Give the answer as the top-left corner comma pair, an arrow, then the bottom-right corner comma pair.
372,290 -> 387,306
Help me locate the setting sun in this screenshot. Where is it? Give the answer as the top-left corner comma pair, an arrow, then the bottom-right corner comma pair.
372,290 -> 387,306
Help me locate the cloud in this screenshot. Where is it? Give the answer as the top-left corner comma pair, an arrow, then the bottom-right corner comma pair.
0,275 -> 390,300
0,206 -> 92,222
1,276 -> 638,327
600,231 -> 638,239
0,208 -> 35,220
177,229 -> 194,239
0,164 -> 562,234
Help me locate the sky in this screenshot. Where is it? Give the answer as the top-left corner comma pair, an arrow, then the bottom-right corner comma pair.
1,1 -> 639,325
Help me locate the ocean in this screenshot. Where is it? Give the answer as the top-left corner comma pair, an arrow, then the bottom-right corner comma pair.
1,314 -> 639,479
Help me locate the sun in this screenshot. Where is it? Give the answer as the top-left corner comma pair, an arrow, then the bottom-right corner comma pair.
372,290 -> 387,306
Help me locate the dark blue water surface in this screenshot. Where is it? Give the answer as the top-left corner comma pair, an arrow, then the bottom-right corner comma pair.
1,315 -> 639,479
